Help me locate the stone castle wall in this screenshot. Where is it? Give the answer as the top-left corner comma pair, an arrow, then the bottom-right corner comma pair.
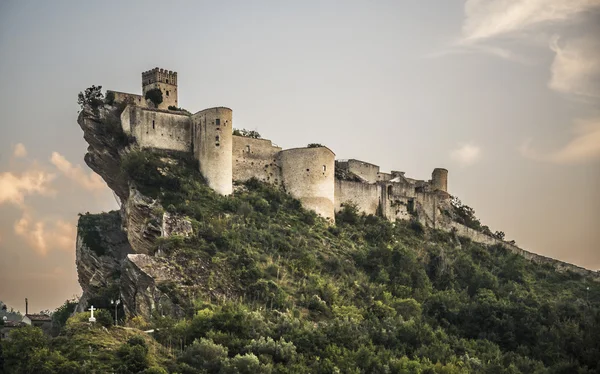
192,107 -> 233,195
278,147 -> 335,220
121,106 -> 191,152
334,180 -> 380,215
232,135 -> 282,185
108,91 -> 148,108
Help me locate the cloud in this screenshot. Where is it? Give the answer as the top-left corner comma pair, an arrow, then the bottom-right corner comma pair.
0,169 -> 56,206
520,117 -> 600,164
50,152 -> 106,191
450,143 -> 482,166
12,143 -> 27,158
13,209 -> 76,256
461,0 -> 599,43
549,36 -> 600,98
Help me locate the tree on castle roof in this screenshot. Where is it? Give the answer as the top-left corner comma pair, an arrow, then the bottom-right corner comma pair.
233,128 -> 261,139
145,88 -> 163,107
307,143 -> 324,148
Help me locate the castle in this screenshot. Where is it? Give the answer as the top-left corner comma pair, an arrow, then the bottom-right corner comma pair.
108,67 -> 452,225
104,67 -> 599,279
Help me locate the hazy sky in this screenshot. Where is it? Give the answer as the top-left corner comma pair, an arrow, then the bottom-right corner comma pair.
0,0 -> 599,313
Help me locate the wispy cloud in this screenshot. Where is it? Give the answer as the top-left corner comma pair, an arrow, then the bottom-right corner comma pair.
460,0 -> 598,43
520,117 -> 600,164
0,169 -> 56,206
50,152 -> 106,191
549,36 -> 600,98
12,143 -> 27,158
451,143 -> 481,167
13,209 -> 76,256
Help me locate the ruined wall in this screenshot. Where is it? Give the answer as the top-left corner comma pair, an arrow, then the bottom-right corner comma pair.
279,147 -> 335,220
121,106 -> 191,152
343,159 -> 380,183
232,135 -> 282,185
192,107 -> 233,195
334,179 -> 380,215
108,91 -> 147,108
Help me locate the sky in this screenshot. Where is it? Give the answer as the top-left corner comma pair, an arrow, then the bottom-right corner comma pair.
0,0 -> 599,314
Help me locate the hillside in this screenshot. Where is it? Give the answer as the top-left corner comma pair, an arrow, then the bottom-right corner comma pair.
3,99 -> 599,374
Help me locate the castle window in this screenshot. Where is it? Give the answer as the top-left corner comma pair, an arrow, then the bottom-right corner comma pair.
166,91 -> 169,96
322,165 -> 326,172
216,135 -> 220,142
152,120 -> 155,129
166,79 -> 169,84
387,185 -> 393,197
246,145 -> 250,153
215,118 -> 220,126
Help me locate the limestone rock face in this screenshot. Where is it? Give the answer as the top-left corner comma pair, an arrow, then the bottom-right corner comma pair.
77,104 -> 130,201
76,102 -> 197,318
120,254 -> 187,319
75,211 -> 133,312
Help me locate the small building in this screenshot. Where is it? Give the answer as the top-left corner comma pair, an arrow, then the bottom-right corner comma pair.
0,319 -> 25,340
22,313 -> 52,335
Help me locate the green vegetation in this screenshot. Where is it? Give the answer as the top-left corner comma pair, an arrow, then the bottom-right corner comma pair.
232,128 -> 261,139
145,88 -> 163,107
167,106 -> 192,115
77,85 -> 104,113
307,143 -> 324,148
77,211 -> 121,256
3,149 -> 599,373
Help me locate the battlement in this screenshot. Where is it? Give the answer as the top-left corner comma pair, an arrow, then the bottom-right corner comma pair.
142,67 -> 178,86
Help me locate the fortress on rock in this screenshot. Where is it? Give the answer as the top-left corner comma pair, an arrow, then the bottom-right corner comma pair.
108,67 -> 451,225
100,67 -> 598,279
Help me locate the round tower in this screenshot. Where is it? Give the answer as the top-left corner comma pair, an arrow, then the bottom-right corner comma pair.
192,107 -> 233,195
431,168 -> 448,192
277,146 -> 335,221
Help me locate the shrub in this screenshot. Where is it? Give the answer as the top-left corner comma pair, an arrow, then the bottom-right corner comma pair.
105,90 -> 115,105
233,128 -> 261,139
307,143 -> 324,148
77,85 -> 104,111
145,88 -> 163,107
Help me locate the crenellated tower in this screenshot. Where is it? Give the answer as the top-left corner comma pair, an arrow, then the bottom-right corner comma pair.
142,68 -> 178,109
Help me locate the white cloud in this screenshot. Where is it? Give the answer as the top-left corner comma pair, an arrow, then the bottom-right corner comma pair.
0,169 -> 56,206
450,143 -> 481,167
50,152 -> 106,191
461,0 -> 599,43
13,143 -> 27,158
549,36 -> 600,98
13,209 -> 76,256
520,117 -> 600,164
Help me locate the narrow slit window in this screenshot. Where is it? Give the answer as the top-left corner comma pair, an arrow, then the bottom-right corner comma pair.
152,120 -> 155,129
322,165 -> 326,172
166,91 -> 169,96
246,145 -> 250,153
215,135 -> 220,142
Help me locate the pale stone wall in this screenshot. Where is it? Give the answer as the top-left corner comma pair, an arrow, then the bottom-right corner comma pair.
121,106 -> 191,152
335,179 -> 380,215
108,91 -> 147,108
232,135 -> 282,185
338,159 -> 380,183
192,107 -> 233,195
278,147 -> 335,220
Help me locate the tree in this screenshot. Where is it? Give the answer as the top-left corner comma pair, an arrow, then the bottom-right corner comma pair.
307,143 -> 324,148
77,85 -> 104,111
494,231 -> 505,240
52,297 -> 79,336
145,88 -> 163,107
2,326 -> 48,373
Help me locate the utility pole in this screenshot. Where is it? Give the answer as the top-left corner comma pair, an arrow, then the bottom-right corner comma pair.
111,299 -> 121,326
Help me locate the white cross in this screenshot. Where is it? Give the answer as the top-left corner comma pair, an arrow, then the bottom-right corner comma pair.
88,305 -> 96,323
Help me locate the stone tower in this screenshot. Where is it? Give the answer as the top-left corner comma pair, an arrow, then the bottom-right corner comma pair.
142,68 -> 178,110
431,168 -> 448,192
192,107 -> 233,195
